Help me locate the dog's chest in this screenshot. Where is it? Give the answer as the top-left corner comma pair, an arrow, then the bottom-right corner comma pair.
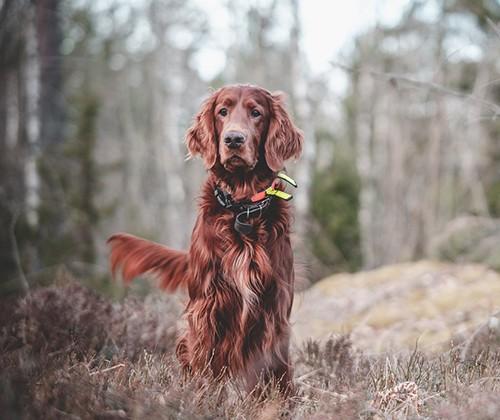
218,237 -> 273,319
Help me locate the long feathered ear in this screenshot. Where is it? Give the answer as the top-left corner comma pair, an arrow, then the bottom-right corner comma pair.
265,92 -> 304,172
185,90 -> 219,169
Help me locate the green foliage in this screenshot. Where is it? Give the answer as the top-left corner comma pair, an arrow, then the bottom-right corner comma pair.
485,120 -> 500,217
66,92 -> 100,264
310,152 -> 362,273
28,90 -> 102,281
487,181 -> 500,217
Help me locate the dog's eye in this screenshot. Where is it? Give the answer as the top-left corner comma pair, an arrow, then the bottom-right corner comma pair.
251,109 -> 261,118
219,108 -> 228,117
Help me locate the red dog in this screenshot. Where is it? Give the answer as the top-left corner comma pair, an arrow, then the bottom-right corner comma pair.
108,84 -> 303,394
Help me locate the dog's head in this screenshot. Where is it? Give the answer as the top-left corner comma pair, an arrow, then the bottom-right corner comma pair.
186,85 -> 303,173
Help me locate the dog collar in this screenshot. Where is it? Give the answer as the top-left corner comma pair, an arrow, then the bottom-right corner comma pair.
214,172 -> 298,235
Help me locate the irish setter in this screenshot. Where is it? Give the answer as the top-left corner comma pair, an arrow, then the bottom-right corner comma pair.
108,84 -> 303,395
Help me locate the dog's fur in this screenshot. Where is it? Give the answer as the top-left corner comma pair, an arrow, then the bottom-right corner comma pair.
108,84 -> 303,394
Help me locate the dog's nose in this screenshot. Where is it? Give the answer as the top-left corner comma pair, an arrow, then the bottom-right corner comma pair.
224,131 -> 245,149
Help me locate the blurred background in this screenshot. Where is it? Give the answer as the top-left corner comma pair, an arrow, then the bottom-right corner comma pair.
1,0 -> 500,339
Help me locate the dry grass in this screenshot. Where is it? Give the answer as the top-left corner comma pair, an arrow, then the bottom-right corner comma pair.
1,279 -> 500,419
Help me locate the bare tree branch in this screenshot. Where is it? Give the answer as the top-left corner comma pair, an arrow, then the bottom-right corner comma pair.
486,17 -> 500,39
331,61 -> 500,118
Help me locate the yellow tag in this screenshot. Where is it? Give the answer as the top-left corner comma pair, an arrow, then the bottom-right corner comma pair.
277,172 -> 298,188
265,187 -> 292,201
274,190 -> 292,200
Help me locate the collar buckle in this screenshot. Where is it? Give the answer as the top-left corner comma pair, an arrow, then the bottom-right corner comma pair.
214,187 -> 233,209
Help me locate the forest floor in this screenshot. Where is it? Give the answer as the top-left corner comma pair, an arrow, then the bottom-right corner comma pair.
1,262 -> 500,419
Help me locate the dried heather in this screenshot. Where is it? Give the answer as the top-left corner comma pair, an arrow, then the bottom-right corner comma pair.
1,280 -> 500,419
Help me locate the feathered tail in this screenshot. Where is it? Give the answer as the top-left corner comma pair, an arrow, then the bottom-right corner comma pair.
107,233 -> 189,292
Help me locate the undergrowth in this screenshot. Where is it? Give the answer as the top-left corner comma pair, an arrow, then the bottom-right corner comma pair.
1,281 -> 499,419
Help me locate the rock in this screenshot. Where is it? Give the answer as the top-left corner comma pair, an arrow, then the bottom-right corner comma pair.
429,216 -> 500,271
292,260 -> 500,352
460,312 -> 500,362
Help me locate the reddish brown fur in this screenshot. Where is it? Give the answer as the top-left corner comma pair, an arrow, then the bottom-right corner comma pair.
108,233 -> 188,292
108,84 -> 303,395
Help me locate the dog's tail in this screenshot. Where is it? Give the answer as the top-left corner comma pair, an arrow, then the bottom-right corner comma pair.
107,233 -> 189,292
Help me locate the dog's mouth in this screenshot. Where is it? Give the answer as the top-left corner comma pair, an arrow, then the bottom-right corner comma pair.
222,155 -> 256,172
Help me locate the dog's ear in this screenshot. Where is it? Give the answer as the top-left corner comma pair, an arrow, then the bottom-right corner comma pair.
185,90 -> 219,169
265,92 -> 304,172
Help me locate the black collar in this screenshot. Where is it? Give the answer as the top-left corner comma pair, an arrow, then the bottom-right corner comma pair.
213,172 -> 297,236
214,187 -> 272,235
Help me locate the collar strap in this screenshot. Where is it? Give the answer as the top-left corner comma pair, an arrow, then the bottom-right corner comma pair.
214,172 -> 297,235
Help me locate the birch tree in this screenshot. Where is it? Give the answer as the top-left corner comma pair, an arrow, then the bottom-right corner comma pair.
346,0 -> 500,268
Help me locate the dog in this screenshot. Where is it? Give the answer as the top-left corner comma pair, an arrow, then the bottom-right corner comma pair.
108,84 -> 303,395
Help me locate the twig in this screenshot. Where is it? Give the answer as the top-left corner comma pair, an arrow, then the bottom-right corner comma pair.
52,407 -> 80,420
89,363 -> 125,376
48,345 -> 74,358
475,376 -> 500,385
295,368 -> 324,381
297,380 -> 348,400
331,61 -> 500,117
486,18 -> 500,40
